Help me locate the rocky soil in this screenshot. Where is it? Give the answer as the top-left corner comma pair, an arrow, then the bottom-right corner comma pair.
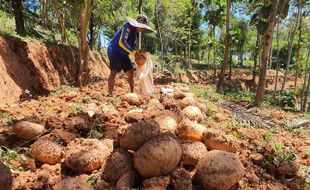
0,73 -> 309,190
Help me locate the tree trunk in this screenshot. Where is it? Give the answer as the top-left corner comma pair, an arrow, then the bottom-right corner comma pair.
97,35 -> 102,50
39,0 -> 48,27
155,1 -> 164,70
239,48 -> 244,67
303,70 -> 310,112
258,35 -> 263,69
58,13 -> 67,44
77,0 -> 92,86
188,25 -> 191,69
229,50 -> 232,80
268,30 -> 274,70
301,44 -> 310,111
281,1 -> 301,93
252,31 -> 260,86
254,0 -> 279,106
294,6 -> 303,92
273,22 -> 280,105
89,11 -> 94,50
11,0 -> 25,35
216,0 -> 231,94
138,0 -> 142,50
207,45 -> 211,66
213,26 -> 217,84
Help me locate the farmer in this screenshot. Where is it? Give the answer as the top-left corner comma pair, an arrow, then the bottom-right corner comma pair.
107,14 -> 155,96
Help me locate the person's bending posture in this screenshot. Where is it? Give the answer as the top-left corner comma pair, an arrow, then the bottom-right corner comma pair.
107,15 -> 155,96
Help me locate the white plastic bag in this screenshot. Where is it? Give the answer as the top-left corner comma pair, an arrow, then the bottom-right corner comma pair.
136,52 -> 155,95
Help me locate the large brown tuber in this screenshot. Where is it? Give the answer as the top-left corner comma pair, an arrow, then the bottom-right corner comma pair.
125,108 -> 145,123
119,120 -> 160,151
53,177 -> 94,190
0,162 -> 12,190
182,106 -> 203,121
13,121 -> 45,140
134,135 -> 182,177
177,119 -> 206,141
195,150 -> 244,190
115,170 -> 137,190
64,138 -> 113,173
102,148 -> 133,184
155,115 -> 178,133
143,176 -> 171,190
170,168 -> 192,190
202,129 -> 236,152
122,93 -> 141,106
181,140 -> 208,165
31,139 -> 62,164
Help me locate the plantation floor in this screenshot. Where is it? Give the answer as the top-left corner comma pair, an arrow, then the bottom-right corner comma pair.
0,73 -> 309,190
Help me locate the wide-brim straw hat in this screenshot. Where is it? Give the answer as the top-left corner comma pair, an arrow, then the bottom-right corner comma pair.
127,15 -> 155,33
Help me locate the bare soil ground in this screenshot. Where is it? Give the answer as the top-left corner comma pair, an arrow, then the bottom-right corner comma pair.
0,73 -> 309,190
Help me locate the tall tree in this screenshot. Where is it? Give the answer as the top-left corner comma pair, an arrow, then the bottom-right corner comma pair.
302,66 -> 310,111
301,41 -> 310,111
273,22 -> 280,105
294,10 -> 303,91
77,0 -> 93,86
155,0 -> 164,67
252,31 -> 260,87
253,0 -> 289,106
217,0 -> 231,93
39,0 -> 48,27
280,0 -> 301,93
203,0 -> 225,83
11,0 -> 25,35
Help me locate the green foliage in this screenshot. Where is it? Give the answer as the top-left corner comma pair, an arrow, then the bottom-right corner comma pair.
189,84 -> 224,103
227,91 -> 254,102
0,9 -> 16,36
70,103 -> 84,114
262,143 -> 297,168
206,102 -> 218,116
248,0 -> 289,35
57,85 -> 72,93
271,45 -> 298,69
0,146 -> 28,169
174,67 -> 187,75
82,95 -> 92,103
87,172 -> 101,185
87,125 -> 104,139
284,118 -> 310,131
263,95 -> 274,106
280,90 -> 296,109
273,143 -> 297,163
202,0 -> 226,27
0,112 -> 13,126
261,131 -> 273,144
298,166 -> 310,187
230,130 -> 242,139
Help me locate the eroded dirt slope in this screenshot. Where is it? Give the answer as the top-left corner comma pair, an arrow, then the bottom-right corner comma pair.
0,36 -> 110,106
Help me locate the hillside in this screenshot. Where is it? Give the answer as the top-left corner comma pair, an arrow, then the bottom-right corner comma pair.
0,36 -> 110,106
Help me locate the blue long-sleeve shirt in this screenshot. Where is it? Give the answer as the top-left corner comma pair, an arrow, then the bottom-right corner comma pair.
108,23 -> 137,57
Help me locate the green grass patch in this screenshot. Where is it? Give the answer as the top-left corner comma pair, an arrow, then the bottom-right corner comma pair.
0,112 -> 13,126
0,146 -> 28,170
0,10 -> 16,36
226,91 -> 254,102
57,85 -> 72,93
262,143 -> 297,168
189,84 -> 224,103
70,103 -> 84,114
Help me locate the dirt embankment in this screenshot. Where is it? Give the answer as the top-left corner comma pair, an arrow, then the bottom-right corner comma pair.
0,36 -> 110,106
